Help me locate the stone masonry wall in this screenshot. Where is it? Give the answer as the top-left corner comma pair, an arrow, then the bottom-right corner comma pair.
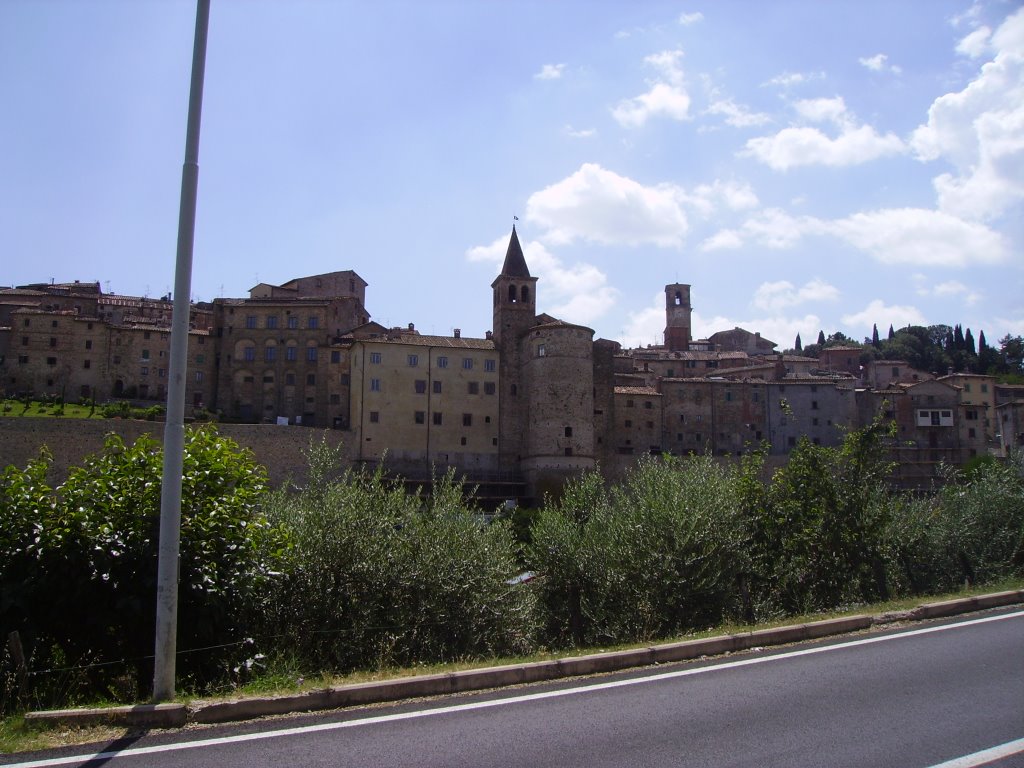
0,417 -> 352,487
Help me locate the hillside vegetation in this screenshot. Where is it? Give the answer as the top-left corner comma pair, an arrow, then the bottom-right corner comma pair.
2,425 -> 1021,714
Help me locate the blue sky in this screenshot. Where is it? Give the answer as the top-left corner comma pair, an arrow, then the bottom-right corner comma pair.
2,0 -> 1022,350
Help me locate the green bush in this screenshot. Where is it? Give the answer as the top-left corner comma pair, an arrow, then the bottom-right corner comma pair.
257,442 -> 534,672
0,427 -> 284,710
527,455 -> 746,647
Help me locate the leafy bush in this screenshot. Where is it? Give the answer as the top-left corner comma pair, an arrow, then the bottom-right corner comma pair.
0,427 -> 283,710
257,441 -> 535,672
527,456 -> 746,647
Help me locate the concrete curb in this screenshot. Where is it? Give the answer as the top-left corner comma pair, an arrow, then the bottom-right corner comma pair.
26,589 -> 1024,729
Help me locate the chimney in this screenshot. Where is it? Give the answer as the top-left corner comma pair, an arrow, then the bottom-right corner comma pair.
454,328 -> 461,338
485,330 -> 493,340
408,322 -> 414,331
774,353 -> 786,381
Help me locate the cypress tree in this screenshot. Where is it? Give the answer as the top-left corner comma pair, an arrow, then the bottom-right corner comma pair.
795,333 -> 803,352
817,330 -> 826,346
888,324 -> 895,340
871,323 -> 880,347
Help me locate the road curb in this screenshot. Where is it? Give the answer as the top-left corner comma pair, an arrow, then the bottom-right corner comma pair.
26,588 -> 1024,729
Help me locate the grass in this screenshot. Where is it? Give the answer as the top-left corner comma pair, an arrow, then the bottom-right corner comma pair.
5,576 -> 1021,755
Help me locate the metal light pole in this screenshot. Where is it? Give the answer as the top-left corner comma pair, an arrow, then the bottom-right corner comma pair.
153,0 -> 210,702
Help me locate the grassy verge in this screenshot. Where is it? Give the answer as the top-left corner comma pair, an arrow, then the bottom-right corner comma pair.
1,399 -> 102,419
4,576 -> 1021,755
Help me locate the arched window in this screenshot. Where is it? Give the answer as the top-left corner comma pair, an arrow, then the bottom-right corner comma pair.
674,291 -> 683,306
521,286 -> 530,303
508,284 -> 517,303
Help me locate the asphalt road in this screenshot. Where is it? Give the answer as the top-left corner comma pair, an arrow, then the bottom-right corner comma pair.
7,609 -> 1024,768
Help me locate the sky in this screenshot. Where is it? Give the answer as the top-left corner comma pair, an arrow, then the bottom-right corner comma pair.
1,0 -> 1022,352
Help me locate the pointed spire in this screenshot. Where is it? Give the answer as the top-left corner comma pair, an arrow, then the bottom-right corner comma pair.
500,226 -> 531,279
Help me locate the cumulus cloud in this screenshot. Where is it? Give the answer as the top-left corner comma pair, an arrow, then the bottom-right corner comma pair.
564,125 -> 596,138
612,49 -> 691,127
705,98 -> 772,127
859,53 -> 902,74
841,300 -> 927,333
678,12 -> 704,26
914,277 -> 982,305
698,205 -> 1008,267
762,71 -> 826,88
742,96 -> 904,169
752,279 -> 839,312
956,26 -> 992,57
525,164 -> 689,247
465,234 -> 617,327
535,63 -> 566,80
829,208 -> 1007,266
911,8 -> 1024,221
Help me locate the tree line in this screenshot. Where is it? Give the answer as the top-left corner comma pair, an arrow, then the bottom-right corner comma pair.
792,324 -> 1024,380
2,426 -> 1022,713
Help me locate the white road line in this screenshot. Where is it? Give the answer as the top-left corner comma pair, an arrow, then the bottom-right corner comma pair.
5,609 -> 1023,768
924,736 -> 1024,768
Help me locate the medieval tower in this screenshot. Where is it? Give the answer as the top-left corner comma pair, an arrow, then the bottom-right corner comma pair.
664,283 -> 692,352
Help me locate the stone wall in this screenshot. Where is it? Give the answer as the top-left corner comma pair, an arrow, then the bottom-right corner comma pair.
0,417 -> 351,487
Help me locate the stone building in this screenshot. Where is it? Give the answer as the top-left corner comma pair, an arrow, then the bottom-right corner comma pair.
0,228 -> 1006,500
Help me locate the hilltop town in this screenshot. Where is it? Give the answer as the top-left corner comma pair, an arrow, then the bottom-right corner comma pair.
2,228 -> 1023,500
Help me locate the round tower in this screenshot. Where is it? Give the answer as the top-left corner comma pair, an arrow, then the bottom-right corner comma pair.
520,320 -> 596,500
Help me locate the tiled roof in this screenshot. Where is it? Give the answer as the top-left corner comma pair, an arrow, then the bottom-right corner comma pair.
615,386 -> 661,396
500,227 -> 531,279
359,334 -> 495,350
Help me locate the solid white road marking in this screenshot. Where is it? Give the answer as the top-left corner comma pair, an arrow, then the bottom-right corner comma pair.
924,736 -> 1024,768
5,610 -> 1022,768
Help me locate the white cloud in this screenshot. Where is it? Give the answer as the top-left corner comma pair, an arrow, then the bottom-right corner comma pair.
914,278 -> 982,305
465,234 -> 617,327
535,63 -> 566,80
841,299 -> 927,333
705,98 -> 772,127
956,26 -> 992,57
699,228 -> 744,251
858,53 -> 902,74
525,163 -> 690,247
739,208 -> 812,249
680,179 -> 759,218
911,8 -> 1024,221
752,279 -> 839,312
678,12 -> 704,26
565,125 -> 597,138
829,208 -> 1007,266
762,71 -> 826,88
742,97 -> 904,169
612,49 -> 691,127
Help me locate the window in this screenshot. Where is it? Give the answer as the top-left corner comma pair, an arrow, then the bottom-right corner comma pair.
286,346 -> 297,361
195,354 -> 205,364
370,352 -> 382,364
243,347 -> 255,362
142,349 -> 150,360
536,344 -> 546,357
285,373 -> 295,385
266,316 -> 278,329
330,393 -> 340,404
564,447 -> 573,456
195,371 -> 204,383
433,412 -> 443,425
140,365 -> 148,375
463,413 -> 472,427
23,318 -> 29,327
484,359 -> 496,372
437,356 -> 448,369
468,382 -> 479,395
17,355 -> 28,364
408,354 -> 419,367
306,347 -> 317,362
308,317 -> 319,329
968,427 -> 977,439
246,316 -> 257,329
369,411 -> 379,423
370,378 -> 381,392
626,399 -> 634,408
415,379 -> 427,394
644,401 -> 653,409
811,400 -> 819,410
85,340 -> 92,350
20,337 -> 27,346
484,381 -> 495,395
565,426 -> 573,437
966,409 -> 978,421
415,411 -> 425,424
981,384 -> 989,393
331,351 -> 341,363
917,409 -> 953,427
263,375 -> 274,383
463,357 -> 474,370
625,419 -> 632,427
265,346 -> 276,362
287,316 -> 299,329
83,360 -> 91,369
433,380 -> 442,394
113,355 -> 121,364
306,374 -> 316,385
